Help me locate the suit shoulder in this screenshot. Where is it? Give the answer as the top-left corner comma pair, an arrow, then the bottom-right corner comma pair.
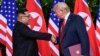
69,13 -> 84,24
72,13 -> 83,20
71,13 -> 82,18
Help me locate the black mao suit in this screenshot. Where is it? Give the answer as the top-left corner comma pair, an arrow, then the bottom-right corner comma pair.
61,13 -> 90,56
12,21 -> 52,56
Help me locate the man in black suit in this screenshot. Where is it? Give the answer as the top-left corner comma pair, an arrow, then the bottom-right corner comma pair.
12,9 -> 56,56
53,2 -> 90,56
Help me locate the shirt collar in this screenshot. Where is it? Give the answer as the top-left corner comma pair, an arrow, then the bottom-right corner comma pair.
64,12 -> 70,24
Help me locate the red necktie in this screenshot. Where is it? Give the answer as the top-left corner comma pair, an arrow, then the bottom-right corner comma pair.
59,20 -> 66,54
60,20 -> 65,42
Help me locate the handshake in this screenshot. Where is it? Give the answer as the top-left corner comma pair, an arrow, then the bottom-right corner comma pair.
51,35 -> 57,44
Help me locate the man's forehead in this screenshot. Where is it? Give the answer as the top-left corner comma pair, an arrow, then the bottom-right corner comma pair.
25,12 -> 29,15
19,12 -> 29,16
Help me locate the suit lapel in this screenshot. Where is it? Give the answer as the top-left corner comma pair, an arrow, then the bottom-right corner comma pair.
62,13 -> 73,39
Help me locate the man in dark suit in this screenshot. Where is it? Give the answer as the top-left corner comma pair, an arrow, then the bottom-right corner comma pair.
12,9 -> 56,56
53,2 -> 90,56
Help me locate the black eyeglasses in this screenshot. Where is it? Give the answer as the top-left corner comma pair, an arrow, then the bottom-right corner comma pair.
21,15 -> 30,17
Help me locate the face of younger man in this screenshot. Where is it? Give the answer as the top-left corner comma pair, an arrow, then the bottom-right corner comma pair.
19,12 -> 30,25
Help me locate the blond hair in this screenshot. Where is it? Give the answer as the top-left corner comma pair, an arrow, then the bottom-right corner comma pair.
53,2 -> 70,12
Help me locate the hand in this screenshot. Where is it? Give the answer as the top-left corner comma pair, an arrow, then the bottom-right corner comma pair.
51,35 -> 56,43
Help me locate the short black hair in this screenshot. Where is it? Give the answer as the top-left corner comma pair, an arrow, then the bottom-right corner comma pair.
17,8 -> 28,15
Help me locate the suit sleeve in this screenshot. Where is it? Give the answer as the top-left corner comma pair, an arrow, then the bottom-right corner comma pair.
18,25 -> 51,40
76,16 -> 90,56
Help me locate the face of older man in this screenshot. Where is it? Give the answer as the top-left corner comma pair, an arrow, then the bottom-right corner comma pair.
55,8 -> 65,19
53,2 -> 70,19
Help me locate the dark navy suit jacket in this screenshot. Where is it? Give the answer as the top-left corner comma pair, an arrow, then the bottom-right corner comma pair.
61,13 -> 90,56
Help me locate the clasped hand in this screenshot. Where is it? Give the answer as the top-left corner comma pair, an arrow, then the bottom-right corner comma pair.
51,35 -> 57,43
